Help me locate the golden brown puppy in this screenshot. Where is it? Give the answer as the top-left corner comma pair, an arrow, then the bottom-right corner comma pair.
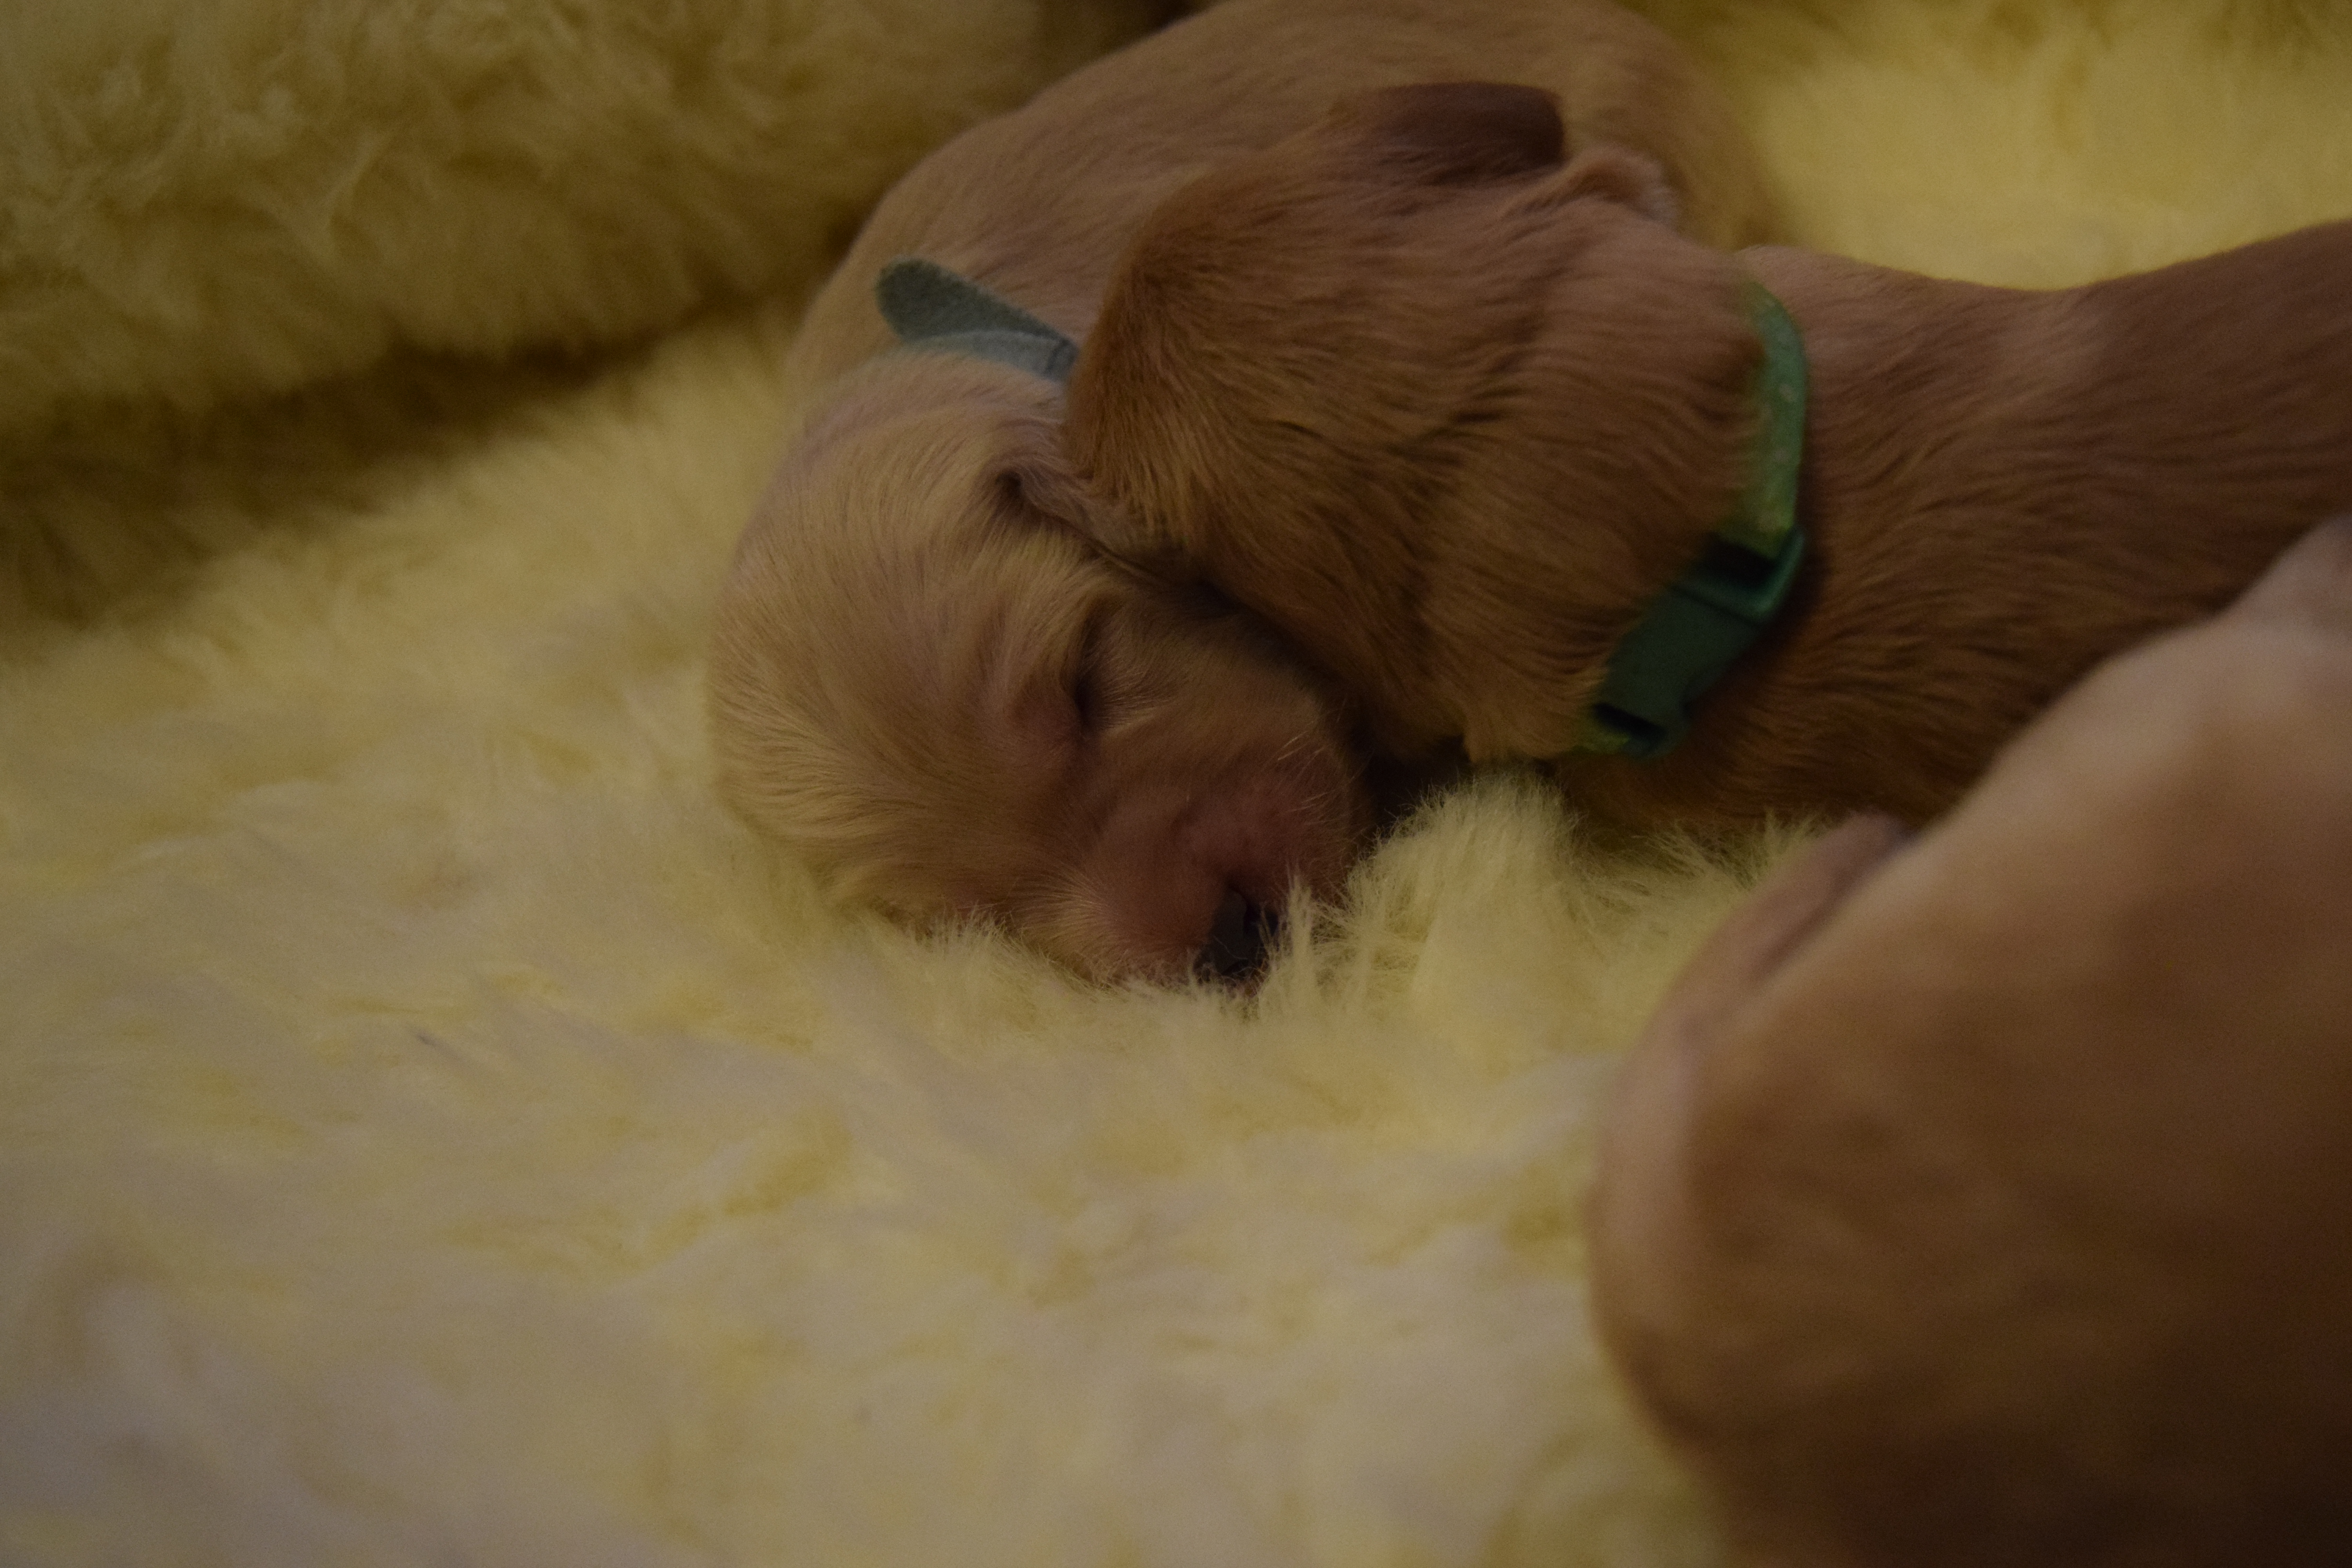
711,0 -> 1775,980
1588,515 -> 2352,1568
1071,84 -> 2352,829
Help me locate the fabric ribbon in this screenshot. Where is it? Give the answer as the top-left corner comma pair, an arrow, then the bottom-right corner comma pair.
875,255 -> 1078,385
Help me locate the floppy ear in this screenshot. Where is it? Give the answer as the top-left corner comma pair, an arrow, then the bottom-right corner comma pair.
1324,81 -> 1566,186
1051,457 -> 1200,583
2228,514 -> 2352,634
994,419 -> 1091,531
1000,410 -> 1203,584
1525,143 -> 1683,228
1057,306 -> 1206,582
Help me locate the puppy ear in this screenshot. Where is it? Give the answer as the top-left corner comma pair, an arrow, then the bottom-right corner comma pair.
1633,814 -> 1912,1054
1054,466 -> 1202,585
994,436 -> 1089,534
1059,308 -> 1207,583
1326,81 -> 1566,186
1002,425 -> 1202,583
2229,514 -> 2352,635
1528,144 -> 1683,228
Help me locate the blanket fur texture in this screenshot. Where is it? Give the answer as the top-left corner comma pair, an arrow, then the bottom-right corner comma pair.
5,0 -> 2349,1562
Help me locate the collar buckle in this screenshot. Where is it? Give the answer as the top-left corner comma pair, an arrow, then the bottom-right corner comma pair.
1577,281 -> 1810,759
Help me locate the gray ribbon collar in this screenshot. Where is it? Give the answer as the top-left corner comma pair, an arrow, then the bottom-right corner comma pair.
875,256 -> 1078,385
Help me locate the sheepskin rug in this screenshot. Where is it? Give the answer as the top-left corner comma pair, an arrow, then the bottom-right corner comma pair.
4,1 -> 2349,1562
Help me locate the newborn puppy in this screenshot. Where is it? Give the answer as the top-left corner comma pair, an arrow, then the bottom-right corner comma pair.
1588,515 -> 2352,1567
711,0 -> 1775,980
1071,85 -> 2352,828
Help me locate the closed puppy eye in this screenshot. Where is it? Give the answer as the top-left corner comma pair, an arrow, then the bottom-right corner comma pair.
1005,610 -> 1110,756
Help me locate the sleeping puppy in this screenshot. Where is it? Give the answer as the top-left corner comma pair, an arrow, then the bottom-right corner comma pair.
1588,516 -> 2352,1567
710,0 -> 1775,980
1070,83 -> 2352,829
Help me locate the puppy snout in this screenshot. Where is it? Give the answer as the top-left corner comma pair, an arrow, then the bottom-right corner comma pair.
1197,887 -> 1284,983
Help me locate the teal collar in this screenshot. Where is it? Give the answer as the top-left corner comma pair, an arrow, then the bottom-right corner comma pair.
875,256 -> 1078,384
1574,281 -> 1809,759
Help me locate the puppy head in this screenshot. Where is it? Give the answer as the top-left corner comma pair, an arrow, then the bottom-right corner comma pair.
711,352 -> 1370,982
1591,519 -> 2352,1564
1068,82 -> 1759,762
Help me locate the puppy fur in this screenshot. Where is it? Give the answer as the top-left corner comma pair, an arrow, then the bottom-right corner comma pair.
1589,519 -> 2352,1567
711,0 -> 1775,978
1070,84 -> 2352,828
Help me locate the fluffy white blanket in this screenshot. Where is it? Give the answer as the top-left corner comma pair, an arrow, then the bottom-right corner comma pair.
5,1 -> 2348,1562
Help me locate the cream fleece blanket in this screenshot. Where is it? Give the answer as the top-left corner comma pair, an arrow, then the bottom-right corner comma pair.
4,2 -> 2349,1563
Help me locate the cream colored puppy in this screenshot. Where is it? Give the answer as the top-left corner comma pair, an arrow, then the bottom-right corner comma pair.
1591,517 -> 2352,1566
710,0 -> 1773,980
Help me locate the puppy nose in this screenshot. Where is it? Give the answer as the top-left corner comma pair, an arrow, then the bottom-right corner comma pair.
1197,888 -> 1283,983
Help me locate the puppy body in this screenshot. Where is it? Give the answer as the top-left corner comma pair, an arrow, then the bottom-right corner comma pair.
1074,96 -> 2352,828
714,3 -> 1774,978
1588,521 -> 2352,1567
1615,225 -> 2352,826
